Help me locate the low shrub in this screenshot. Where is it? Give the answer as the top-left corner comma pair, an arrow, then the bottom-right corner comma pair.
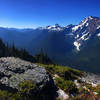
55,77 -> 77,94
18,80 -> 37,99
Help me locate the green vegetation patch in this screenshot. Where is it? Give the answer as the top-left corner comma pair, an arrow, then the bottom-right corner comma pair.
18,80 -> 37,96
55,77 -> 77,94
0,80 -> 37,100
36,64 -> 83,80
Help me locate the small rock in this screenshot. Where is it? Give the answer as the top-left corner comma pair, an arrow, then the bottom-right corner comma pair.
57,89 -> 69,100
74,80 -> 80,88
93,92 -> 98,95
92,83 -> 97,87
53,74 -> 59,79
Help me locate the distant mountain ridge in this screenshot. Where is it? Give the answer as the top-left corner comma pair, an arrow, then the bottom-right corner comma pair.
0,16 -> 100,73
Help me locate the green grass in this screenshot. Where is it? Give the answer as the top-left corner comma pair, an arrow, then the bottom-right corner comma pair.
36,64 -> 83,80
55,77 -> 77,94
36,64 -> 82,94
0,90 -> 20,100
18,80 -> 37,96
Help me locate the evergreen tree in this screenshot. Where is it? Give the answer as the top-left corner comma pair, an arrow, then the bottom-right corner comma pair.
34,48 -> 54,64
0,38 -> 35,62
0,38 -> 53,64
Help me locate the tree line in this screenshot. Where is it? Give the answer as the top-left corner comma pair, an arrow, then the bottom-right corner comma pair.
0,39 -> 53,64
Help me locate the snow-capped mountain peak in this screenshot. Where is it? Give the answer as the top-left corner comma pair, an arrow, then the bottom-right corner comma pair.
72,16 -> 100,51
45,24 -> 63,31
52,24 -> 60,28
72,17 -> 92,33
37,24 -> 63,31
35,16 -> 100,51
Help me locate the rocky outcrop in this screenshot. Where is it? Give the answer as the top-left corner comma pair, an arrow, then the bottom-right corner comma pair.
0,57 -> 55,91
81,72 -> 100,87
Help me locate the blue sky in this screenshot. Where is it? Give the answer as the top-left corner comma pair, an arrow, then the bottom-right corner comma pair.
0,0 -> 100,28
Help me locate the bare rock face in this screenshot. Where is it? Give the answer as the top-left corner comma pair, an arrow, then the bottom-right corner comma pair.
0,57 -> 54,90
81,72 -> 100,87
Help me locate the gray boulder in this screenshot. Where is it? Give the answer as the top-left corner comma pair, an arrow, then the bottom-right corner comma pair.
0,57 -> 54,90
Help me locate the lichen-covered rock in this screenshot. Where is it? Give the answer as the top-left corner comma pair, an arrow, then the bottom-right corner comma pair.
0,57 -> 54,90
81,72 -> 100,87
